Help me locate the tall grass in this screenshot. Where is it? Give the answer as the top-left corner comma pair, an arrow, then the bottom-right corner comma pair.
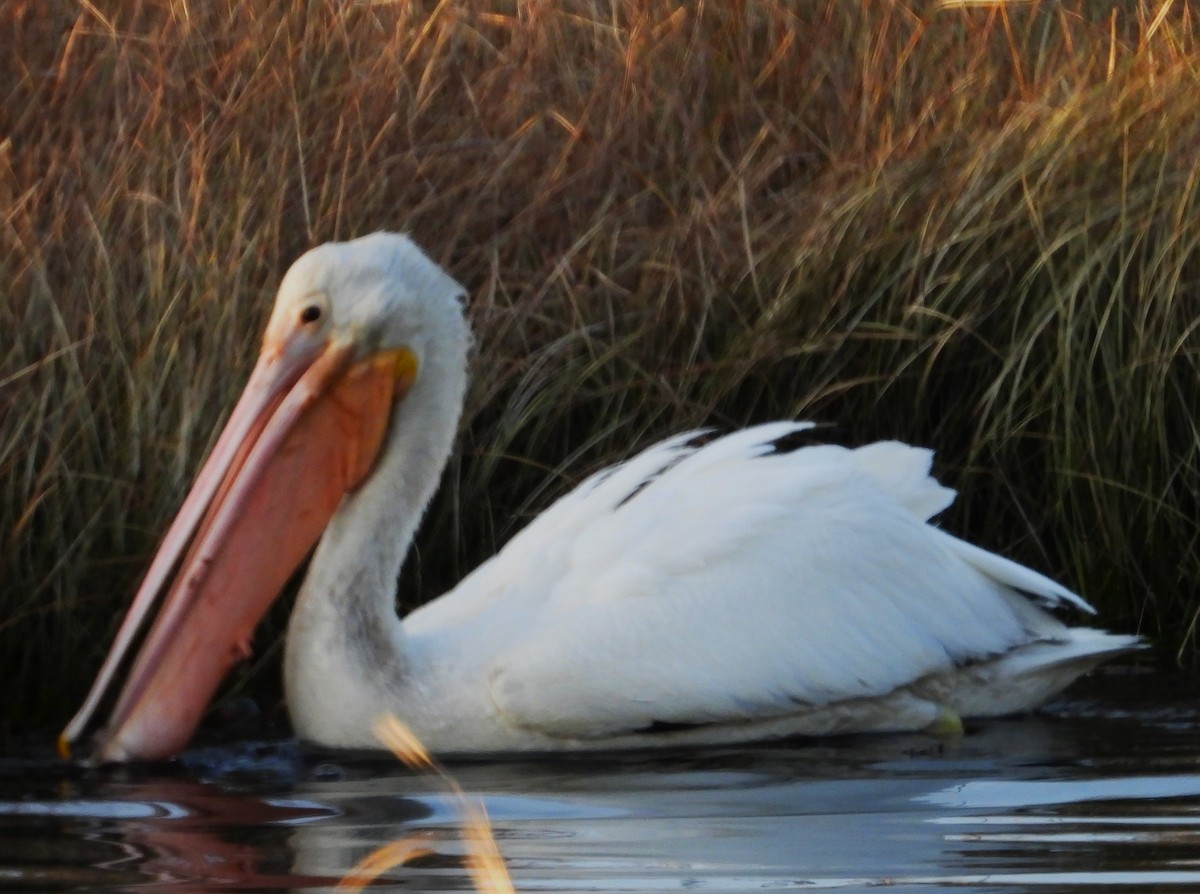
2,0 -> 1198,735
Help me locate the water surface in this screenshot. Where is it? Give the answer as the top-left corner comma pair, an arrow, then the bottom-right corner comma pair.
3,670 -> 1198,892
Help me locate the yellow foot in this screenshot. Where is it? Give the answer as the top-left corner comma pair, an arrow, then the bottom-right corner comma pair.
927,705 -> 964,737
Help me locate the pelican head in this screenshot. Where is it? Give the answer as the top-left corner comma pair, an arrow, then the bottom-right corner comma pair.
61,233 -> 467,762
267,233 -> 467,374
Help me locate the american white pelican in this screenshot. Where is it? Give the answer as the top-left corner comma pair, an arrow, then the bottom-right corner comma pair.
61,233 -> 1138,762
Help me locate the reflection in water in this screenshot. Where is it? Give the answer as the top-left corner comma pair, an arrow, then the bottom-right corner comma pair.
2,672 -> 1200,891
0,774 -> 341,890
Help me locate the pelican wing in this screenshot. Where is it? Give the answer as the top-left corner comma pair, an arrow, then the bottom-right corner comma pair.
450,424 -> 1088,740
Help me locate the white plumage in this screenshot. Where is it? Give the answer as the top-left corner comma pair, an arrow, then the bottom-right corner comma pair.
65,232 -> 1138,762
278,235 -> 1135,753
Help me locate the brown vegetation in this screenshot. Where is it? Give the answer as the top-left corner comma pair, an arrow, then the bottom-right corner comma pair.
2,0 -> 1198,734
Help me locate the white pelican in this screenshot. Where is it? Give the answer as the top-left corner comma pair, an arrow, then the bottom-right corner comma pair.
61,233 -> 1138,762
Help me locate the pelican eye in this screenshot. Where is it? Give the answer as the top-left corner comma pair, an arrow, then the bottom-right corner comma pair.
299,304 -> 322,324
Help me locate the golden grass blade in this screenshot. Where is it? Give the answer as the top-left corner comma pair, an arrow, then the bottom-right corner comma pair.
339,715 -> 516,893
373,714 -> 436,772
1144,0 -> 1174,44
337,837 -> 434,892
934,0 -> 1033,7
462,801 -> 517,894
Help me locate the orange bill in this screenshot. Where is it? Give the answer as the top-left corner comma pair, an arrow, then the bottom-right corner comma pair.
60,336 -> 416,762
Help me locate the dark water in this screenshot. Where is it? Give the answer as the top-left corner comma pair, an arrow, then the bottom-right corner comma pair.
3,670 -> 1199,892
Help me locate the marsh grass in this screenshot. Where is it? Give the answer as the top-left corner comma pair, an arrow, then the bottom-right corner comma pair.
2,0 -> 1199,733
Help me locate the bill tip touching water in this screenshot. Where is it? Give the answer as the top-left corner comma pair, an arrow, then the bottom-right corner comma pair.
60,232 -> 1141,763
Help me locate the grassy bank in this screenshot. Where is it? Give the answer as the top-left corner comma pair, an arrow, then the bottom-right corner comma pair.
2,0 -> 1198,735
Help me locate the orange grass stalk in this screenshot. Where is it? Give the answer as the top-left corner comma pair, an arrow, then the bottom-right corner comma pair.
935,0 -> 1036,8
336,838 -> 434,892
338,715 -> 516,894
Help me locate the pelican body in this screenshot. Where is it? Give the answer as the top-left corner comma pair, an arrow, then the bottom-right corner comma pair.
61,233 -> 1137,762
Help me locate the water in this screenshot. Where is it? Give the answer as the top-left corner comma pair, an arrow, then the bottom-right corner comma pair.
3,670 -> 1199,892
